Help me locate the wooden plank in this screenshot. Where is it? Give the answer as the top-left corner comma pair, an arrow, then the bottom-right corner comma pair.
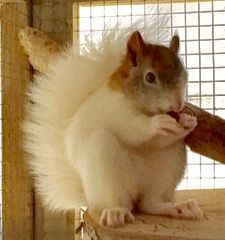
83,189 -> 225,240
32,0 -> 73,45
34,202 -> 75,240
31,1 -> 76,240
1,1 -> 34,240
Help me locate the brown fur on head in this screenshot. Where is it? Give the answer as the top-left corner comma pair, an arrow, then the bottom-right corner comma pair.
109,31 -> 187,115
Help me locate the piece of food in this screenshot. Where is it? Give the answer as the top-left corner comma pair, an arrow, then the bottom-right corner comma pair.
167,111 -> 180,122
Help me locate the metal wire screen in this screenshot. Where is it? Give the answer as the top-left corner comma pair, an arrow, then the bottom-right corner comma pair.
73,0 -> 225,190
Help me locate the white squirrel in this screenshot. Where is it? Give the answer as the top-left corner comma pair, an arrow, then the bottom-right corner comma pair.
24,16 -> 204,228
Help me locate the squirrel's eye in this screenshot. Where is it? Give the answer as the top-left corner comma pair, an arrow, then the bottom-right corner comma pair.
144,72 -> 156,85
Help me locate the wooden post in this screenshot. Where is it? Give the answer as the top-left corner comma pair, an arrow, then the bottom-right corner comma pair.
31,1 -> 76,240
1,1 -> 34,240
32,0 -> 73,46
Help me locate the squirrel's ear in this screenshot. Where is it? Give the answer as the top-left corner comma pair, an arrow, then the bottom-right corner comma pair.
127,31 -> 145,66
169,35 -> 180,55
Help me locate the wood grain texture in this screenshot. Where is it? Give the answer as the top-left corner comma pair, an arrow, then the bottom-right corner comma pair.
32,0 -> 73,45
1,2 -> 34,240
83,189 -> 225,240
31,1 -> 76,240
183,103 -> 225,164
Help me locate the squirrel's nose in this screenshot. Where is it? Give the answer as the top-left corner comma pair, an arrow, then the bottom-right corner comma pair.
170,101 -> 184,112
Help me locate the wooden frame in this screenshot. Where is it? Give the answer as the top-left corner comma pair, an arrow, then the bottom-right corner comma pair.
1,1 -> 33,240
31,1 -> 75,240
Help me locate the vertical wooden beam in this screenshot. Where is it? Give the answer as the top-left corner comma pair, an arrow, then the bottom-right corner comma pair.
1,1 -> 34,240
73,1 -> 79,44
32,0 -> 73,45
73,4 -> 82,238
31,1 -> 75,240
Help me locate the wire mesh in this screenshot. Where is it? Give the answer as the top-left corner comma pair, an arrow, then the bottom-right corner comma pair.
73,0 -> 225,190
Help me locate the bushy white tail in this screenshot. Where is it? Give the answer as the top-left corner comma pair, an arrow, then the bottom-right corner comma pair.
23,14 -> 170,211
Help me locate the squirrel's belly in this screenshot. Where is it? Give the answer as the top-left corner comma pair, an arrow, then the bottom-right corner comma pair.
132,141 -> 187,191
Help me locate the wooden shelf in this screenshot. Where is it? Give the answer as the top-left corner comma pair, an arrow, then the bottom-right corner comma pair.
83,189 -> 225,240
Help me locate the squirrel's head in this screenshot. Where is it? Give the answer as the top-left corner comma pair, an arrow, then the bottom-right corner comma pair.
110,31 -> 187,115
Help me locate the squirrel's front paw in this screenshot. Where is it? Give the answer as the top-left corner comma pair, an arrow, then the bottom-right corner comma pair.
173,199 -> 204,220
179,113 -> 197,132
99,207 -> 134,228
152,114 -> 183,136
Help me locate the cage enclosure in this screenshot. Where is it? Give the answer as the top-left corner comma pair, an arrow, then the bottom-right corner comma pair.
1,0 -> 225,240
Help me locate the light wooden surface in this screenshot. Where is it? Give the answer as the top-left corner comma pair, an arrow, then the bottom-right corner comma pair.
83,189 -> 225,240
1,1 -> 34,240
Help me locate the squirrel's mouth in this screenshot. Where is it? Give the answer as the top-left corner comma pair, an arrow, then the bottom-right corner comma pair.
167,111 -> 180,122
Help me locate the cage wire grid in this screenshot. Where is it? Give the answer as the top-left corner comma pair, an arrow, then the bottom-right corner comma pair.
73,0 -> 225,190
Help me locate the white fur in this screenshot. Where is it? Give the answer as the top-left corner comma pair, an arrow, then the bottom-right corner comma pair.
66,84 -> 187,206
24,14 -> 170,211
24,13 -> 203,225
